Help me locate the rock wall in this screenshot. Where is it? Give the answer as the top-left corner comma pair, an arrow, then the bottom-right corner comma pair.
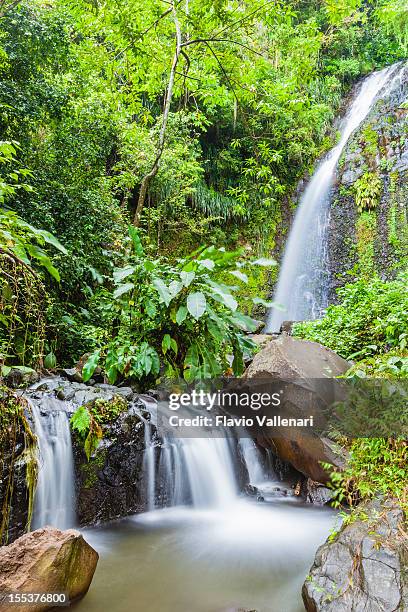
327,62 -> 408,300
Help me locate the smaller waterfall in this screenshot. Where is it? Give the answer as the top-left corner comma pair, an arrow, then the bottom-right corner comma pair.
30,397 -> 75,530
143,422 -> 156,511
143,402 -> 271,510
239,438 -> 266,485
179,437 -> 238,507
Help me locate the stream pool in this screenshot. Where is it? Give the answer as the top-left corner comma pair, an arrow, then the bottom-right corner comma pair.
74,499 -> 336,612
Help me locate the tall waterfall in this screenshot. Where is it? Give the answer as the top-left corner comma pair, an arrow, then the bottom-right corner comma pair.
30,396 -> 76,530
266,64 -> 400,332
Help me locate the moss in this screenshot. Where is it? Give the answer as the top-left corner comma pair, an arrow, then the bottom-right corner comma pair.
360,124 -> 379,161
387,172 -> 408,270
0,387 -> 37,542
356,211 -> 377,278
81,448 -> 107,489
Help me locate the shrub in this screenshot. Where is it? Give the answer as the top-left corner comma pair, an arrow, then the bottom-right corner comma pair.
293,273 -> 408,360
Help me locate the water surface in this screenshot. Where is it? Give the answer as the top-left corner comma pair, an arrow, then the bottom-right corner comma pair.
76,500 -> 335,612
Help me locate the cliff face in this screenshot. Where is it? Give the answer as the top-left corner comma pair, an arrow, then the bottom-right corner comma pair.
327,63 -> 408,301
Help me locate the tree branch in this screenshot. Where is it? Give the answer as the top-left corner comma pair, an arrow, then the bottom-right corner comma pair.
133,1 -> 182,226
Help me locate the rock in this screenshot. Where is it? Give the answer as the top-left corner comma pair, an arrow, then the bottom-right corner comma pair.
61,367 -> 83,383
328,63 -> 408,302
74,403 -> 149,524
244,334 -> 350,379
302,497 -> 408,611
3,367 -> 39,388
302,478 -> 333,505
243,335 -> 349,482
248,334 -> 274,349
279,320 -> 298,335
0,527 -> 98,611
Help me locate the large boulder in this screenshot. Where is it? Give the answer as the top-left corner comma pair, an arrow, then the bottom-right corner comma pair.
244,335 -> 349,482
302,498 -> 408,611
0,527 -> 98,611
244,334 -> 349,379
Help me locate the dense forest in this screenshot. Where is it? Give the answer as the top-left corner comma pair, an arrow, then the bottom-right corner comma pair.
0,1 -> 407,611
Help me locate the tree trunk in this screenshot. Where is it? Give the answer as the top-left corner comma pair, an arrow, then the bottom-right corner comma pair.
133,2 -> 182,226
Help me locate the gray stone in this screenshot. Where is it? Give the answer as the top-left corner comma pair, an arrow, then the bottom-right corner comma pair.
302,498 -> 408,611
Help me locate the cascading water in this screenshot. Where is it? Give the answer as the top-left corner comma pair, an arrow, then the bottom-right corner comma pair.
266,64 -> 400,332
29,396 -> 76,530
144,420 -> 266,510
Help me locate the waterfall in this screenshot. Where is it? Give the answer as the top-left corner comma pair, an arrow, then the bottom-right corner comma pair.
144,403 -> 269,510
239,438 -> 266,485
30,397 -> 76,530
266,64 -> 400,332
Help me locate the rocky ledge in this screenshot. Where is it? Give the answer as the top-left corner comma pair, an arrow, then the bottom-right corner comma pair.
302,497 -> 408,611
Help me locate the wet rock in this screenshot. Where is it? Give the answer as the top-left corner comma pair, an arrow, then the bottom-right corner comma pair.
3,367 -> 39,388
279,320 -> 298,335
74,405 -> 149,525
61,367 -> 83,383
328,62 -> 408,302
0,527 -> 98,611
302,478 -> 333,506
0,391 -> 35,544
244,335 -> 349,482
302,497 -> 408,611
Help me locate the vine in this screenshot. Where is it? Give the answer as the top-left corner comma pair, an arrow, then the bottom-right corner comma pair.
0,250 -> 47,370
0,387 -> 37,543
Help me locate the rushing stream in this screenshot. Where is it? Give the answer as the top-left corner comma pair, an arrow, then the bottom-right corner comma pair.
27,380 -> 337,612
266,63 -> 402,332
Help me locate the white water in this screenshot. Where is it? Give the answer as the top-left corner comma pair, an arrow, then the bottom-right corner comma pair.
30,397 -> 75,530
266,64 -> 400,332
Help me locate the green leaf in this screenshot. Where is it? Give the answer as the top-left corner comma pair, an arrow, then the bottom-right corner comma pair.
162,334 -> 171,354
180,271 -> 195,287
199,258 -> 215,270
252,257 -> 277,267
70,406 -> 91,437
37,229 -> 67,254
44,351 -> 57,369
229,312 -> 259,332
82,350 -> 101,382
209,289 -> 237,311
169,280 -> 183,297
229,270 -> 248,283
185,342 -> 199,368
113,266 -> 135,283
1,365 -> 11,377
170,338 -> 178,354
128,226 -> 144,256
176,305 -> 188,324
144,300 -> 157,317
26,244 -> 60,281
206,318 -> 224,343
113,282 -> 134,299
187,291 -> 207,319
152,278 -> 172,306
